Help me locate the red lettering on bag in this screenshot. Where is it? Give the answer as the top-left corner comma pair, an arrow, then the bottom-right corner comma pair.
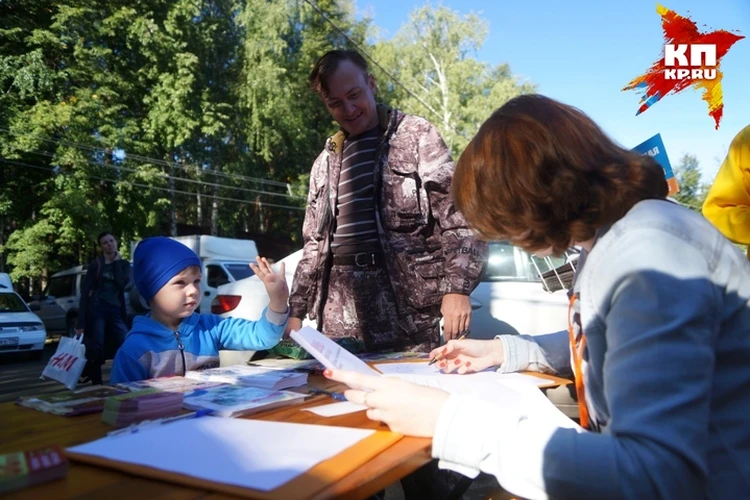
50,354 -> 67,367
62,355 -> 78,371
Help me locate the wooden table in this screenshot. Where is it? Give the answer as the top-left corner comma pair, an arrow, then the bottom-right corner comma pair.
0,372 -> 570,499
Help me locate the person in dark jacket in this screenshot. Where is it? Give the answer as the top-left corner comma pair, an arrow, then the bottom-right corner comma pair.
287,49 -> 487,355
75,231 -> 130,385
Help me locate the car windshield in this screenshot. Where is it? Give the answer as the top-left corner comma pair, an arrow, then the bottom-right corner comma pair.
45,274 -> 76,298
483,242 -> 574,283
0,293 -> 30,313
224,263 -> 255,281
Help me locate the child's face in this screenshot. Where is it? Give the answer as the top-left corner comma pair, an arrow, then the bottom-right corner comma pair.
150,267 -> 202,325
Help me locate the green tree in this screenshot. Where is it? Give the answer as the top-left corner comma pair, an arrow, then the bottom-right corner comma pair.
370,5 -> 536,156
0,1 -> 537,295
236,0 -> 369,238
672,154 -> 708,212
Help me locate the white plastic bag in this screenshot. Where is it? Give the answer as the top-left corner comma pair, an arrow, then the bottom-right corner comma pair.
41,334 -> 87,391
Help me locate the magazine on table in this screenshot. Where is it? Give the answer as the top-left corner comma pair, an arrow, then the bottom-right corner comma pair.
113,376 -> 227,393
15,386 -> 126,417
182,384 -> 308,418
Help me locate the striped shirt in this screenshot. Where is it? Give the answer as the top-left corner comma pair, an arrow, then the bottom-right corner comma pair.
331,126 -> 382,255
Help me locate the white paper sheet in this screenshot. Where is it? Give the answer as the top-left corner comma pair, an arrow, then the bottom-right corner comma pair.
494,372 -> 557,388
290,326 -> 381,377
376,362 -> 557,388
303,401 -> 368,417
396,373 -> 576,428
374,362 -> 440,375
395,373 -> 523,409
67,417 -> 374,492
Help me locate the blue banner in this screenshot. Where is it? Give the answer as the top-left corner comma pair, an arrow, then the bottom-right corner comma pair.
632,133 -> 679,194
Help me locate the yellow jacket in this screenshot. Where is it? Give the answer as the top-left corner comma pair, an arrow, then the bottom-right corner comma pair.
703,125 -> 750,259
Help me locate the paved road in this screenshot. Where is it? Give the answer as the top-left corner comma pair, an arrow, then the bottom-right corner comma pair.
0,336 -> 114,404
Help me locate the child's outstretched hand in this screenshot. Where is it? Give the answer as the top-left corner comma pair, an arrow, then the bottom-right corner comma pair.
249,257 -> 288,314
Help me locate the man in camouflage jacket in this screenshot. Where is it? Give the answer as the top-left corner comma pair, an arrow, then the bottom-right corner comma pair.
287,50 -> 487,349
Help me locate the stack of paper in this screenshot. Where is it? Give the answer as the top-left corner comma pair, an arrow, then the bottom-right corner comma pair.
290,326 -> 573,424
374,362 -> 558,388
182,385 -> 308,417
247,357 -> 324,374
185,364 -> 308,391
113,376 -> 227,393
15,386 -> 126,417
102,389 -> 184,427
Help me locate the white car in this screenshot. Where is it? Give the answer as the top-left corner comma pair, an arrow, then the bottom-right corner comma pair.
211,242 -> 573,341
0,273 -> 47,359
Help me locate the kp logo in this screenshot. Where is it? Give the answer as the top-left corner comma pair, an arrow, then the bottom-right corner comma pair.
623,4 -> 744,129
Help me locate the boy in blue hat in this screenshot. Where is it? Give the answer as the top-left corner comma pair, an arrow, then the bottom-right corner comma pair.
110,237 -> 288,383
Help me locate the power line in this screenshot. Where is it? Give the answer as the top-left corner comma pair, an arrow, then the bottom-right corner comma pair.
0,127 -> 295,189
25,149 -> 306,200
300,0 -> 470,141
0,159 -> 306,211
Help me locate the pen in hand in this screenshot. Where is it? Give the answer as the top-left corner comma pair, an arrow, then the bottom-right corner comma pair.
308,388 -> 347,401
428,330 -> 471,366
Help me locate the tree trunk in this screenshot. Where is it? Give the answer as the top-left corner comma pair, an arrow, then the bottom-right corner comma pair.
428,52 -> 452,141
169,161 -> 177,236
256,196 -> 265,233
211,183 -> 219,236
196,168 -> 203,228
0,217 -> 4,272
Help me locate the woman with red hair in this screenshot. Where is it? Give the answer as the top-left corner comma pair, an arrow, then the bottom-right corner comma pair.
326,95 -> 750,499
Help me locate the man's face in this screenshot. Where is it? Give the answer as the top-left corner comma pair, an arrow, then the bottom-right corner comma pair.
99,234 -> 117,255
322,60 -> 378,137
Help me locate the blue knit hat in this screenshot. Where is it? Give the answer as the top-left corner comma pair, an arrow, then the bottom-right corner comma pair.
133,237 -> 202,302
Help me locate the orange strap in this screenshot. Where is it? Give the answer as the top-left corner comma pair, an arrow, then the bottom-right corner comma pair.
567,294 -> 590,429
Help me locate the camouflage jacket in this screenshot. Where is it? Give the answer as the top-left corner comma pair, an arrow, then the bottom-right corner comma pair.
289,107 -> 488,328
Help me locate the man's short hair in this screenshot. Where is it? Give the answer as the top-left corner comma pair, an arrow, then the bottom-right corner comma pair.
97,231 -> 114,246
309,49 -> 369,97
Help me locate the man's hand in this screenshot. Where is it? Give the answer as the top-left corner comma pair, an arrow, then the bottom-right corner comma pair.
75,328 -> 84,336
284,317 -> 303,339
249,257 -> 289,314
440,293 -> 471,340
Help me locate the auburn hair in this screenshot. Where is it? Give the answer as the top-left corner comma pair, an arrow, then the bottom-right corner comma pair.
453,94 -> 668,255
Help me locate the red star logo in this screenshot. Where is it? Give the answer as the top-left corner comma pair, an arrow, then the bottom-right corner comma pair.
623,4 -> 744,129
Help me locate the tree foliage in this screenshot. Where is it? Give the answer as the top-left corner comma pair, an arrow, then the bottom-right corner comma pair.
370,6 -> 536,156
672,154 -> 708,212
1,1 -> 533,294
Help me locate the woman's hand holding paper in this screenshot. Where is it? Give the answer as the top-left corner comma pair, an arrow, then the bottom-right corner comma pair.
324,369 -> 449,438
